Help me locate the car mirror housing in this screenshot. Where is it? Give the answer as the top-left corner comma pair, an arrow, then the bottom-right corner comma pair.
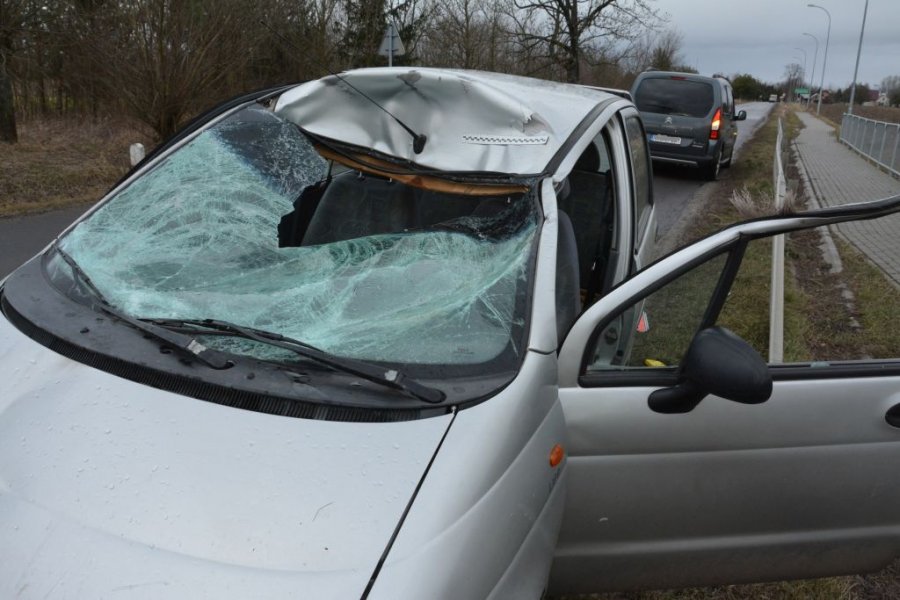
647,326 -> 772,414
736,110 -> 748,121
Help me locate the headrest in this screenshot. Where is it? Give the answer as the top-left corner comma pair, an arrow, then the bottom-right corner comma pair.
574,143 -> 600,172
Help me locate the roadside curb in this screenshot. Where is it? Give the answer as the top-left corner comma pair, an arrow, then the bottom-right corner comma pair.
792,137 -> 900,292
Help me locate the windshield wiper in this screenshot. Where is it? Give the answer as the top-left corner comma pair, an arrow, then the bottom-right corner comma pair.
51,246 -> 233,369
145,318 -> 446,404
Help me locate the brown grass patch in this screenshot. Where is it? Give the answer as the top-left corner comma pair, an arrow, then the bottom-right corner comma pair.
799,103 -> 900,129
0,117 -> 152,217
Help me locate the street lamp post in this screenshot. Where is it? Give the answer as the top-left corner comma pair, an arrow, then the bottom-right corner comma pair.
807,3 -> 831,116
803,32 -> 819,109
847,0 -> 870,115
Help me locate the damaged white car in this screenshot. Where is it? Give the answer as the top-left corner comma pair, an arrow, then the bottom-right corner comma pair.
2,68 -> 900,599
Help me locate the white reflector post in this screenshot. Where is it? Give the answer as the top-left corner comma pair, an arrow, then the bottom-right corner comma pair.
129,143 -> 145,167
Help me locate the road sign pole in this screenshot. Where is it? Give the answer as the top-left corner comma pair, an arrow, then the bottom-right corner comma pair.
379,22 -> 405,66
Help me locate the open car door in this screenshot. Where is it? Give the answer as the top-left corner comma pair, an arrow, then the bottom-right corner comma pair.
550,195 -> 900,594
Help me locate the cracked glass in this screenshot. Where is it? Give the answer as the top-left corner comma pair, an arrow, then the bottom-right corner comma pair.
54,104 -> 540,370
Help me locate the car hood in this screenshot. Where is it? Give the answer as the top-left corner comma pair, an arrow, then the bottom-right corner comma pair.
0,318 -> 453,599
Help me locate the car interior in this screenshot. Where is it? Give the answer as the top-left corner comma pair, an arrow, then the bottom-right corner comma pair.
557,141 -> 617,311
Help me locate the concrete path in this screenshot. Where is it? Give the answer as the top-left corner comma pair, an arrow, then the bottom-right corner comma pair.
794,112 -> 900,287
0,206 -> 90,279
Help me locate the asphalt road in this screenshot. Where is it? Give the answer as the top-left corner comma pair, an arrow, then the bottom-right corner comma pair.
0,205 -> 91,279
0,103 -> 774,280
652,102 -> 774,239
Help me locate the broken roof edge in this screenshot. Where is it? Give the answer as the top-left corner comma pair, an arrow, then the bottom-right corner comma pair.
314,145 -> 531,196
274,68 -> 617,175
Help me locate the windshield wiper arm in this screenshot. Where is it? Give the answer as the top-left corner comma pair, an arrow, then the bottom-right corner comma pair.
146,318 -> 446,404
51,246 -> 233,369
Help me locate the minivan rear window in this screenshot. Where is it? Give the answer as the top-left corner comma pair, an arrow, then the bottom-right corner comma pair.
634,78 -> 714,119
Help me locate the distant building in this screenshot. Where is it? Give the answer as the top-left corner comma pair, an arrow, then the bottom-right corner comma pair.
810,89 -> 832,104
862,89 -> 881,106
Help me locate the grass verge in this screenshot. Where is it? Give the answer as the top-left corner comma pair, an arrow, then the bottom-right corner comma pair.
0,117 -> 151,218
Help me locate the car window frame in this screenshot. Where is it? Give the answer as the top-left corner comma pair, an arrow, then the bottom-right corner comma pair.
556,196 -> 900,389
575,228 -> 900,388
619,108 -> 654,250
577,236 -> 747,386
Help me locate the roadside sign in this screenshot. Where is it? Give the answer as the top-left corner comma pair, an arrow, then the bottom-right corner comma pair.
794,87 -> 810,95
378,22 -> 405,66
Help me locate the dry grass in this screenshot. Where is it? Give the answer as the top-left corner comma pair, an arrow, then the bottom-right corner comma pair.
798,103 -> 900,129
0,117 -> 152,217
570,576 -> 856,600
730,187 -> 802,219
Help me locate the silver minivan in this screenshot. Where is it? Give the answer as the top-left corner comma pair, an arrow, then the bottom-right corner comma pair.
2,68 -> 899,599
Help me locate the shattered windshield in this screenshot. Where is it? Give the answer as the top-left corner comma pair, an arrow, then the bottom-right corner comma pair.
52,104 -> 540,374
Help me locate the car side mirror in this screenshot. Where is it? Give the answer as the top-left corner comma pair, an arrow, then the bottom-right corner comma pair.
647,326 -> 772,414
736,110 -> 747,121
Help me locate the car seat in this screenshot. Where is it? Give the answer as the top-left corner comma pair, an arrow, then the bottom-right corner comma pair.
556,209 -> 581,345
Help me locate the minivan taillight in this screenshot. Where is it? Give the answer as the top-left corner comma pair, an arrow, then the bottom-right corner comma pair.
710,108 -> 722,140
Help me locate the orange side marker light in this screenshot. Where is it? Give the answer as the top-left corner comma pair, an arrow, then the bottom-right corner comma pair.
549,444 -> 565,467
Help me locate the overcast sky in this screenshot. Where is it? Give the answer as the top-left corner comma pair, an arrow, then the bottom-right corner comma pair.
652,0 -> 899,89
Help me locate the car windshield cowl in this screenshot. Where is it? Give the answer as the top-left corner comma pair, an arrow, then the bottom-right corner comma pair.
145,317 -> 446,403
51,245 -> 236,370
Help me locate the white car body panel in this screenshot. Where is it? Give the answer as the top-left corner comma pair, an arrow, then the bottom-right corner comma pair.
0,319 -> 452,599
528,178 -> 561,353
369,351 -> 567,599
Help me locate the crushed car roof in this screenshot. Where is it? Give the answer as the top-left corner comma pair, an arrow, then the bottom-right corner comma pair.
274,68 -> 619,175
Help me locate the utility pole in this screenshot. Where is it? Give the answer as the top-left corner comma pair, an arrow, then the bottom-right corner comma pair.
808,4 -> 831,115
847,0 -> 870,115
803,33 -> 819,109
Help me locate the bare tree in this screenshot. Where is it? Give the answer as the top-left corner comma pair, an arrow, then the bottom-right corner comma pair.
421,0 -> 510,70
509,0 -> 658,83
0,0 -> 41,142
582,24 -> 686,88
249,0 -> 343,83
881,74 -> 900,106
84,0 -> 249,140
0,54 -> 15,142
336,0 -> 387,68
647,27 -> 684,71
389,0 -> 435,66
783,62 -> 803,102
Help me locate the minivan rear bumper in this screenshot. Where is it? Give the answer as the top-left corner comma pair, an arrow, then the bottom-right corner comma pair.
649,140 -> 722,169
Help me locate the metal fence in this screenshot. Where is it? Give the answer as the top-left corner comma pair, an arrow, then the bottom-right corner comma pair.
840,113 -> 900,178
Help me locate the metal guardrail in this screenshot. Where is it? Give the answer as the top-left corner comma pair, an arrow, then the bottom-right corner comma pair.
840,113 -> 900,178
769,118 -> 786,363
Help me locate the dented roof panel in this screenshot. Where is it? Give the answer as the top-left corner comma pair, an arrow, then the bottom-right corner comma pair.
274,68 -> 615,175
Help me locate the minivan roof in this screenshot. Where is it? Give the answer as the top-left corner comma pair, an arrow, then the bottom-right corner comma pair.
635,70 -> 727,83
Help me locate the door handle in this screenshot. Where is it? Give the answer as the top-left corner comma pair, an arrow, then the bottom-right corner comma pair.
886,404 -> 900,428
